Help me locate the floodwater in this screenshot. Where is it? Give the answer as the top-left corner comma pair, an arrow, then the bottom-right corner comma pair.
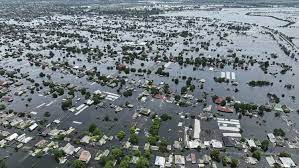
0,6 -> 299,168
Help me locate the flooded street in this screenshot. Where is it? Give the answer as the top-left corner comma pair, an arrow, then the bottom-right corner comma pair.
0,1 -> 298,168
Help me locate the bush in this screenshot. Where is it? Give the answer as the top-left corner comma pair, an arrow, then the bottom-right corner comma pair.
129,133 -> 138,145
136,157 -> 149,168
149,118 -> 161,136
53,149 -> 65,162
252,150 -> 261,161
119,156 -> 130,168
44,112 -> 51,117
147,135 -> 159,145
117,131 -> 126,141
123,90 -> 133,97
92,94 -> 104,104
61,99 -> 72,110
210,149 -> 221,162
73,160 -> 86,168
261,140 -> 269,151
273,128 -> 285,137
159,139 -> 168,153
93,128 -> 102,137
279,152 -> 291,157
0,103 -> 6,110
160,113 -> 171,121
231,159 -> 238,168
88,123 -> 97,133
111,147 -> 123,159
248,80 -> 271,87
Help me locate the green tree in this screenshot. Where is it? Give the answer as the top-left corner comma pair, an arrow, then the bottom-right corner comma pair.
261,140 -> 269,151
92,94 -> 104,104
111,148 -> 123,159
231,159 -> 238,168
93,128 -> 102,137
210,149 -> 221,162
147,135 -> 159,145
117,131 -> 126,140
279,152 -> 291,157
273,128 -> 285,137
73,160 -> 86,168
252,150 -> 261,161
222,156 -> 228,166
56,87 -> 64,96
53,149 -> 65,162
160,113 -> 171,121
129,133 -> 138,145
104,160 -> 114,168
0,159 -> 6,168
159,139 -> 168,153
119,156 -> 131,168
61,99 -> 72,110
80,88 -> 87,95
89,123 -> 97,133
144,150 -> 151,159
0,103 -> 6,110
136,157 -> 149,168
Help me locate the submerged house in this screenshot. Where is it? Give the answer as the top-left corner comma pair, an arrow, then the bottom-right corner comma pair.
216,105 -> 234,113
193,119 -> 201,139
79,150 -> 91,163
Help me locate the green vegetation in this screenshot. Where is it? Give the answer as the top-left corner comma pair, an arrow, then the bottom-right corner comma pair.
88,123 -> 97,133
248,80 -> 271,87
273,128 -> 285,137
149,118 -> 161,136
261,140 -> 269,151
210,149 -> 221,162
73,160 -> 86,168
119,156 -> 131,168
123,90 -> 133,97
147,117 -> 161,145
104,160 -> 114,168
36,151 -> 44,158
0,103 -> 6,110
155,67 -> 169,77
61,99 -> 72,110
117,131 -> 126,141
136,156 -> 149,168
279,152 -> 291,157
88,123 -> 102,137
129,133 -> 138,145
111,147 -> 123,159
222,156 -> 228,166
231,159 -> 239,168
80,88 -> 87,95
160,113 -> 172,121
252,150 -> 262,160
147,135 -> 159,145
159,139 -> 168,153
55,87 -> 64,96
92,94 -> 104,104
44,111 -> 51,117
0,159 -> 6,168
53,149 -> 65,162
234,103 -> 258,113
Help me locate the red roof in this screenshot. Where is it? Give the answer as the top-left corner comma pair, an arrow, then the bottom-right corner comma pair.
214,97 -> 224,104
216,106 -> 234,113
0,80 -> 8,86
154,94 -> 166,99
79,150 -> 91,162
116,64 -> 126,70
2,96 -> 13,102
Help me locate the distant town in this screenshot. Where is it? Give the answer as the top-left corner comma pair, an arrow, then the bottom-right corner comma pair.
0,0 -> 298,168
